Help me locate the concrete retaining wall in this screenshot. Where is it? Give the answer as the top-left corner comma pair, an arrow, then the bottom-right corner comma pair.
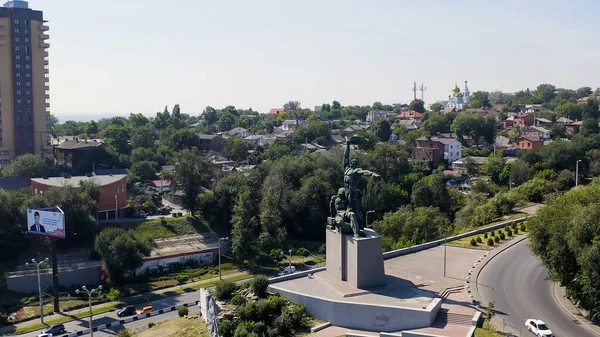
383,217 -> 526,260
402,332 -> 445,337
6,265 -> 100,293
273,287 -> 443,332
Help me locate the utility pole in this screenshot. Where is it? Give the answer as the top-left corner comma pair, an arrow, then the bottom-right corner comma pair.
26,258 -> 50,323
576,159 -> 582,186
412,82 -> 417,100
76,285 -> 103,337
419,83 -> 427,101
443,228 -> 447,277
218,237 -> 229,280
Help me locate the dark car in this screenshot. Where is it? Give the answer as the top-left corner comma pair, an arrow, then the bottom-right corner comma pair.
41,323 -> 65,335
158,207 -> 171,215
132,212 -> 147,219
117,305 -> 136,317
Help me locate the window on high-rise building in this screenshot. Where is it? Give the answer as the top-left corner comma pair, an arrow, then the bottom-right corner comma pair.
16,73 -> 20,78
16,99 -> 21,104
15,46 -> 20,51
25,64 -> 30,69
25,56 -> 30,60
13,20 -> 18,25
26,82 -> 31,87
15,55 -> 20,60
24,29 -> 28,34
23,20 -> 28,25
16,81 -> 21,86
16,64 -> 20,69
14,28 -> 19,33
27,99 -> 31,104
25,47 -> 29,52
15,37 -> 19,43
25,38 -> 29,43
25,73 -> 30,78
16,90 -> 21,95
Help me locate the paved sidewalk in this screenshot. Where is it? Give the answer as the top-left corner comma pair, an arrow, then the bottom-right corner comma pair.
553,284 -> 600,337
0,271 -> 248,335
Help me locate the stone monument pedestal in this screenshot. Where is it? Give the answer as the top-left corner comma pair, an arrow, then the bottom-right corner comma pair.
326,227 -> 386,289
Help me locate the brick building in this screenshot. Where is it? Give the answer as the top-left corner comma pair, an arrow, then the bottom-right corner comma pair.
413,137 -> 445,167
54,138 -> 104,168
31,174 -> 128,220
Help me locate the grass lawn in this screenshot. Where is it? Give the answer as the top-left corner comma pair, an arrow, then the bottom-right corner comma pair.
104,216 -> 212,242
449,224 -> 527,250
133,316 -> 208,337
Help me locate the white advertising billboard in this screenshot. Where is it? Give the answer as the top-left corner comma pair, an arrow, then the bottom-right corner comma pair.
27,209 -> 65,238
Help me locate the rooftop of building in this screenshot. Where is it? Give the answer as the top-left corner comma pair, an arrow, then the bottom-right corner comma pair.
56,139 -> 103,150
148,233 -> 219,259
31,174 -> 127,188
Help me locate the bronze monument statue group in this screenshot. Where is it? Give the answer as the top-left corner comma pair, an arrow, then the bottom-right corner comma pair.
328,135 -> 379,238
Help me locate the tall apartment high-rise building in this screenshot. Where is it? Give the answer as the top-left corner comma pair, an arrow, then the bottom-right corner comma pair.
0,0 -> 53,168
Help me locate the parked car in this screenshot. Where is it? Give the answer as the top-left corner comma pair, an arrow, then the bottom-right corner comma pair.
158,207 -> 171,215
136,305 -> 154,315
117,305 -> 136,317
40,323 -> 65,335
37,333 -> 53,337
132,212 -> 147,219
525,319 -> 553,337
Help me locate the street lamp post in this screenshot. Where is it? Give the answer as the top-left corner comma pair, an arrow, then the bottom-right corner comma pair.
26,258 -> 49,323
114,194 -> 118,222
76,285 -> 103,337
443,228 -> 448,277
218,237 -> 228,280
576,159 -> 582,187
287,249 -> 292,272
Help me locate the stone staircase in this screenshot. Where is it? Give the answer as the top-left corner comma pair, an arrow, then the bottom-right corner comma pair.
437,285 -> 464,300
434,310 -> 473,326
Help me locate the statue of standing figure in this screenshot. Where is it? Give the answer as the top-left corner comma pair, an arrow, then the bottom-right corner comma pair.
327,135 -> 380,238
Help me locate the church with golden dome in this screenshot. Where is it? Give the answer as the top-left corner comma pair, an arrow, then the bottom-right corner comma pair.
442,81 -> 471,110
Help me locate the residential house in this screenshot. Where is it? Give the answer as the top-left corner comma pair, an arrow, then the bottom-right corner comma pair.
197,134 -> 224,152
396,119 -> 421,131
509,113 -> 535,127
396,110 -> 423,120
145,180 -> 172,194
367,110 -> 392,122
556,117 -> 573,124
525,104 -> 542,114
577,97 -> 590,105
31,174 -> 128,220
534,118 -> 553,129
269,108 -> 285,116
55,139 -> 104,168
494,136 -> 513,153
282,120 -> 305,131
342,124 -> 369,133
244,135 -> 276,147
442,107 -> 457,114
523,126 -> 551,140
413,137 -> 445,167
565,121 -> 583,135
227,127 -> 252,138
431,137 -> 463,164
331,135 -> 345,146
437,133 -> 484,147
514,136 -> 543,152
314,106 -> 323,112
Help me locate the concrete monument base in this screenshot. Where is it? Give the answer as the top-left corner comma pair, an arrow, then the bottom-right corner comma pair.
326,227 -> 386,289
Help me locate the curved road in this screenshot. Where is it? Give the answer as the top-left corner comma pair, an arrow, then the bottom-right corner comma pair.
478,238 -> 598,337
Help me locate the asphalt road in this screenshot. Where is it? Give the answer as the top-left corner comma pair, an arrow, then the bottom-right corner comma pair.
19,291 -> 200,337
478,238 -> 597,337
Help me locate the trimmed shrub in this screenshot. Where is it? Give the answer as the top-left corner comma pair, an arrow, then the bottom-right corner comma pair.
175,274 -> 189,284
117,330 -> 133,337
511,222 -> 518,229
476,236 -> 483,243
506,228 -> 513,237
494,236 -> 500,243
520,223 -> 526,232
215,280 -> 238,301
499,232 -> 506,240
250,275 -> 270,298
177,307 -> 189,317
148,322 -> 156,329
487,238 -> 494,246
490,230 -> 495,237
318,244 -> 326,254
484,233 -> 488,239
470,238 -> 477,246
219,320 -> 235,337
514,227 -> 519,234
231,294 -> 247,306
297,247 -> 310,257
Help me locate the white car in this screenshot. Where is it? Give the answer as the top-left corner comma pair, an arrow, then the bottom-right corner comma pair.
525,319 -> 553,337
37,333 -> 53,337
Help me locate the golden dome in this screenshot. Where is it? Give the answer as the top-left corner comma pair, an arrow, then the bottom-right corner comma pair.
452,83 -> 460,93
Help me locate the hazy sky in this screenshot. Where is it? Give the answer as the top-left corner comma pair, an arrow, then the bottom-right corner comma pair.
29,0 -> 600,120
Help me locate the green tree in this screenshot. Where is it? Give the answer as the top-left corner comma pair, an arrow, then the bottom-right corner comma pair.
430,102 -> 443,113
230,190 -> 260,259
103,124 -> 131,154
128,113 -> 149,127
216,111 -> 237,132
85,120 -> 99,135
2,154 -> 49,178
482,152 -> 506,184
283,101 -> 301,112
471,91 -> 491,108
581,118 -> 600,136
293,120 -> 331,145
555,101 -> 583,120
130,124 -> 156,149
95,228 -> 150,285
129,160 -> 157,184
202,106 -> 219,126
250,275 -> 270,298
107,288 -> 122,305
423,113 -> 452,135
172,104 -> 181,118
372,119 -> 392,141
167,149 -> 213,216
0,189 -> 29,258
409,99 -> 426,113
169,129 -> 201,150
576,87 -> 592,98
225,137 -> 251,162
509,159 -> 532,186
534,84 -> 556,103
264,143 -> 294,161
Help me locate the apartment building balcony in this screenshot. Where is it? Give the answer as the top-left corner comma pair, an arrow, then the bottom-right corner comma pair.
40,24 -> 49,31
40,42 -> 50,49
45,93 -> 50,99
44,59 -> 49,66
40,34 -> 50,40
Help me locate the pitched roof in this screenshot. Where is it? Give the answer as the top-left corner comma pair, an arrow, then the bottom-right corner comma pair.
227,127 -> 248,135
0,176 -> 31,191
198,134 -> 220,140
517,136 -> 542,142
31,174 -> 127,188
431,137 -> 457,145
269,108 -> 284,115
151,180 -> 171,187
56,139 -> 103,150
556,117 -> 574,123
535,118 -> 552,123
396,110 -> 423,119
